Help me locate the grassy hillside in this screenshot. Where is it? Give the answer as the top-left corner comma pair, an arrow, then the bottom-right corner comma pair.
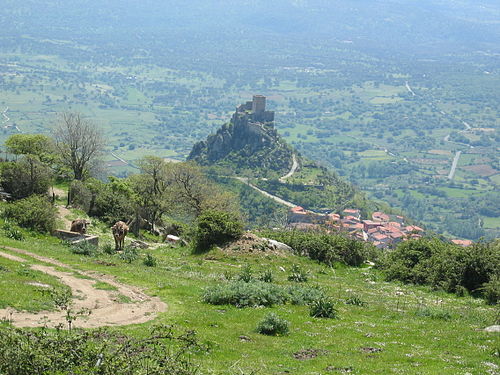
0,222 -> 498,374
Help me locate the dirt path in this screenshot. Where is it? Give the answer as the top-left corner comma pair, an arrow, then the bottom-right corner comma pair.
0,247 -> 167,328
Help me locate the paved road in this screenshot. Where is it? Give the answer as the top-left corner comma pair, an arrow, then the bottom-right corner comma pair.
279,154 -> 298,182
235,177 -> 297,208
447,151 -> 462,180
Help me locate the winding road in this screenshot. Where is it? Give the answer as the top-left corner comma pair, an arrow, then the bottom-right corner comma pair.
279,154 -> 298,182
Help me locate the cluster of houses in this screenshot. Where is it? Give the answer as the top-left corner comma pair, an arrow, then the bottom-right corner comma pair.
288,206 -> 425,249
288,206 -> 474,248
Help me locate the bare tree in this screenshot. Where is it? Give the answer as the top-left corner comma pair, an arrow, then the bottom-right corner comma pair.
53,112 -> 104,180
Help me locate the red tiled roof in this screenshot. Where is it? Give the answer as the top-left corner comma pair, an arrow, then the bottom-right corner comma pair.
451,239 -> 473,247
406,225 -> 424,232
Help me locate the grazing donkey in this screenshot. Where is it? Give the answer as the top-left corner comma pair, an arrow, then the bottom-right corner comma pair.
112,221 -> 129,251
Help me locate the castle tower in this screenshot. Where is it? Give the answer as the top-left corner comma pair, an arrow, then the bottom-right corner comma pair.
252,95 -> 266,114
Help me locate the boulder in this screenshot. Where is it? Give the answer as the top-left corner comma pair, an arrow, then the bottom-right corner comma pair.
131,240 -> 149,249
484,325 -> 500,333
263,238 -> 293,252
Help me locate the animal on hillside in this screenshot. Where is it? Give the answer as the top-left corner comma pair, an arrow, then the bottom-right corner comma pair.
112,221 -> 129,251
70,219 -> 90,234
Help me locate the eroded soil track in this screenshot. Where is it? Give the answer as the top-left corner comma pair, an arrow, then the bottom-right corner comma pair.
0,246 -> 167,328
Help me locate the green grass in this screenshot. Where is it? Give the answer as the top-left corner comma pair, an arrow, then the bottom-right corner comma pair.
0,232 -> 498,374
0,255 -> 70,312
92,281 -> 118,291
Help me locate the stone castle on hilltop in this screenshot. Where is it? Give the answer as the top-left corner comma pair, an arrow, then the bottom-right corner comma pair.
188,95 -> 293,176
236,95 -> 275,125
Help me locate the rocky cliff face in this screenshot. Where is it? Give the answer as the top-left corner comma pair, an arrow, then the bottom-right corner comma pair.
188,99 -> 294,177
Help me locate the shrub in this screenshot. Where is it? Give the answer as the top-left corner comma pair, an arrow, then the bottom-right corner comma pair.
287,264 -> 309,282
258,269 -> 274,283
383,238 -> 500,301
3,195 -> 57,233
310,297 -> 338,318
193,210 -> 243,252
0,157 -> 52,199
2,221 -> 24,241
202,281 -> 288,308
482,274 -> 500,305
143,253 -> 157,267
120,246 -> 139,263
287,285 -> 326,305
256,313 -> 290,336
238,265 -> 253,283
70,241 -> 99,256
345,295 -> 367,307
0,325 -> 201,375
203,281 -> 326,308
259,229 -> 369,267
102,243 -> 115,254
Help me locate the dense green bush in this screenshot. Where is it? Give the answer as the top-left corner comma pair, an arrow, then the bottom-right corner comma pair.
256,313 -> 290,336
203,280 -> 327,308
238,264 -> 253,282
259,229 -> 371,266
202,280 -> 288,307
70,241 -> 99,256
120,246 -> 139,263
383,238 -> 500,302
0,325 -> 201,375
309,297 -> 338,318
0,157 -> 52,199
2,195 -> 57,233
193,210 -> 243,252
287,285 -> 326,305
143,253 -> 157,267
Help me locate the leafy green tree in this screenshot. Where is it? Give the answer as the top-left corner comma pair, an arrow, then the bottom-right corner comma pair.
193,210 -> 243,252
5,134 -> 56,163
0,156 -> 52,199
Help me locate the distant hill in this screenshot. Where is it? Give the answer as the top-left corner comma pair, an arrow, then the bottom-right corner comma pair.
188,96 -> 376,217
188,95 -> 294,178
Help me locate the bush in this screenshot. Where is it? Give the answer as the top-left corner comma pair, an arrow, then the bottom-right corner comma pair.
345,295 -> 367,307
287,264 -> 309,282
238,265 -> 253,283
193,210 -> 243,252
0,157 -> 52,199
256,313 -> 290,336
70,241 -> 99,256
120,246 -> 139,263
143,253 -> 157,267
2,221 -> 24,241
287,285 -> 326,305
482,274 -> 500,305
202,280 -> 326,308
102,243 -> 115,254
309,297 -> 338,318
202,281 -> 288,308
259,229 -> 369,267
258,269 -> 274,283
0,325 -> 201,375
383,238 -> 500,301
3,195 -> 57,233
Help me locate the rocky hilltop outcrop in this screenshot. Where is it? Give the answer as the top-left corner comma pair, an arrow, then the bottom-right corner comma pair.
188,96 -> 294,177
